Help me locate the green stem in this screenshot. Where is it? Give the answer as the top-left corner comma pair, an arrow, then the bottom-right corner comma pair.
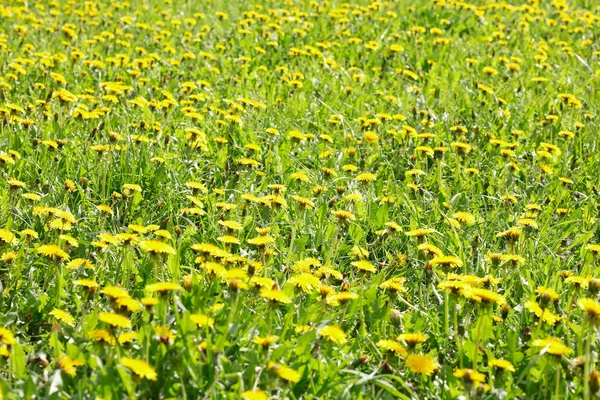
56,262 -> 62,307
324,224 -> 341,267
454,302 -> 463,368
473,312 -> 483,368
359,275 -> 366,337
381,301 -> 390,339
584,322 -> 591,400
555,365 -> 560,400
444,291 -> 450,339
286,219 -> 298,270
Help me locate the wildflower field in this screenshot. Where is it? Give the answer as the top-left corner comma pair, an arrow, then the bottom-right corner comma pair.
0,0 -> 599,398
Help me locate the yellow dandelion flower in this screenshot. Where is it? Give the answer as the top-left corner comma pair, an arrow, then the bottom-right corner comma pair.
489,359 -> 515,372
268,362 -> 301,383
87,329 -> 116,345
49,309 -> 75,326
101,286 -> 130,299
379,277 -> 407,293
578,298 -> 600,323
351,260 -> 376,273
531,337 -> 572,356
190,314 -> 215,328
37,244 -> 69,260
138,240 -> 176,255
319,325 -> 347,344
326,291 -> 359,306
120,357 -> 157,381
57,354 -> 81,377
331,210 -> 356,222
376,340 -> 407,356
253,335 -> 279,348
242,389 -> 269,400
355,172 -> 377,182
453,368 -> 486,383
145,282 -> 182,293
397,332 -> 429,346
405,228 -> 435,238
430,255 -> 463,269
0,328 -> 16,346
247,236 -> 275,246
118,331 -> 139,345
98,312 -> 132,328
287,273 -> 321,294
405,354 -> 438,376
260,288 -> 292,305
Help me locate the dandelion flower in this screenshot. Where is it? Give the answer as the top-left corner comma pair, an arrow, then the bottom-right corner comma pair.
268,362 -> 300,383
405,228 -> 435,238
0,328 -> 16,346
241,389 -> 269,400
190,314 -> 215,328
98,312 -> 132,329
430,255 -> 463,270
50,309 -> 75,326
37,244 -> 69,260
319,325 -> 347,344
489,359 -> 515,372
405,354 -> 438,375
352,260 -> 376,273
376,340 -> 407,356
379,278 -> 407,293
331,210 -> 356,222
578,298 -> 600,324
253,335 -> 279,349
287,273 -> 321,294
453,368 -> 486,383
145,282 -> 182,293
260,288 -> 292,305
138,240 -> 176,255
531,337 -> 572,356
397,332 -> 429,346
120,357 -> 157,380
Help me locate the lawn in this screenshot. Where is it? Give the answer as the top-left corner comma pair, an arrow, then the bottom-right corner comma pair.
0,0 -> 599,398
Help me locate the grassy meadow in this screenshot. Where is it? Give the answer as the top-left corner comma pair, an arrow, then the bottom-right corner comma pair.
0,0 -> 600,398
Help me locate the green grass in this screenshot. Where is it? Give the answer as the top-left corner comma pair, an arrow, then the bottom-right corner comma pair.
0,0 -> 599,398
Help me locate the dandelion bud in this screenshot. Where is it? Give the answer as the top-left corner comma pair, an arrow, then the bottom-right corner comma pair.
390,309 -> 402,328
590,370 -> 600,394
539,291 -> 554,305
423,263 -> 434,280
475,383 -> 488,397
182,274 -> 193,291
382,360 -> 393,373
590,279 -> 600,295
501,304 -> 510,320
319,285 -> 333,299
341,279 -> 351,291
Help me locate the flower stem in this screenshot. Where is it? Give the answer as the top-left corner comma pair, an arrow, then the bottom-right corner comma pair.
444,291 -> 450,339
554,365 -> 560,400
473,313 -> 483,368
584,321 -> 591,400
325,224 -> 341,267
454,302 -> 463,368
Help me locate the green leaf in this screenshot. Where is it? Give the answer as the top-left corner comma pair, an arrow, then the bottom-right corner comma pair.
10,342 -> 26,379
